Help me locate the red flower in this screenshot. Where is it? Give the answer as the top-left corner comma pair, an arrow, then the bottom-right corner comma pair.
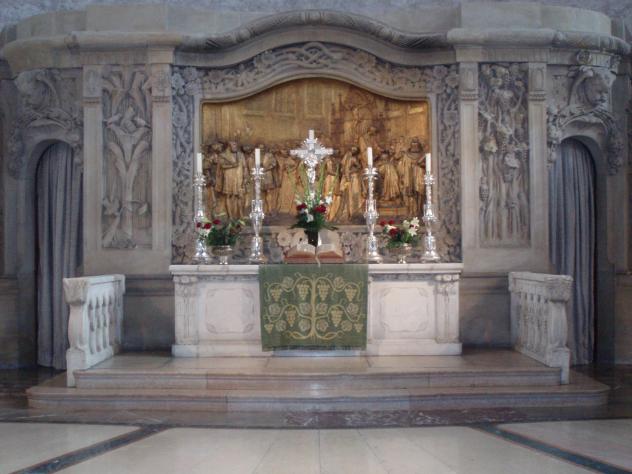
204,223 -> 212,229
389,228 -> 398,237
196,222 -> 202,228
388,219 -> 395,225
296,203 -> 307,211
379,220 -> 386,226
314,204 -> 327,214
212,219 -> 221,225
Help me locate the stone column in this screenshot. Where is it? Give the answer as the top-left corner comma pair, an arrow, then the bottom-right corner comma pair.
458,62 -> 479,269
528,62 -> 550,270
82,65 -> 104,265
149,49 -> 174,260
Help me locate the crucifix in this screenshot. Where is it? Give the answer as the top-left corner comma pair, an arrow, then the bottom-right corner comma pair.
290,129 -> 333,200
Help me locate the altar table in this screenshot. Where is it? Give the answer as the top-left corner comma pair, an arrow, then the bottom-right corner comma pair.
170,263 -> 463,357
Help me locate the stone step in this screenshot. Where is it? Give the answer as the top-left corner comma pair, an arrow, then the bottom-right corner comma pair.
27,373 -> 609,412
73,366 -> 562,391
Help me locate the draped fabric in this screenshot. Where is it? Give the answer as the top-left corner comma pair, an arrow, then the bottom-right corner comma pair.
549,139 -> 595,365
36,143 -> 83,369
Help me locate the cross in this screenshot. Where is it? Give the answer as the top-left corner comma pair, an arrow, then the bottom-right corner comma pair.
290,130 -> 333,200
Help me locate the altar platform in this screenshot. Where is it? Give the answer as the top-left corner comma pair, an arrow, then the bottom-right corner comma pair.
27,349 -> 608,414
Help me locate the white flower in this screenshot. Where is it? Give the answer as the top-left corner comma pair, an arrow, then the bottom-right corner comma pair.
325,195 -> 333,205
408,228 -> 417,237
402,220 -> 410,229
306,213 -> 314,223
410,217 -> 420,227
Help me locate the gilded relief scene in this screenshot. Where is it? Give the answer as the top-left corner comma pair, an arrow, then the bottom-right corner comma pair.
201,78 -> 431,224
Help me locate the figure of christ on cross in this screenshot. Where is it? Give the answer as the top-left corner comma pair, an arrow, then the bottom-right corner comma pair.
290,129 -> 334,200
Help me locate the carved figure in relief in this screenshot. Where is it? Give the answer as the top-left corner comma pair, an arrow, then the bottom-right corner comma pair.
396,137 -> 416,215
377,147 -> 401,203
241,144 -> 255,217
259,144 -> 279,215
322,154 -> 341,220
407,138 -> 426,216
277,146 -> 301,215
218,141 -> 246,218
337,146 -> 363,222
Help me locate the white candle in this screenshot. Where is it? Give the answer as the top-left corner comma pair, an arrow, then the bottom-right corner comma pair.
196,152 -> 203,174
367,147 -> 373,168
255,148 -> 261,168
308,129 -> 315,140
425,153 -> 431,174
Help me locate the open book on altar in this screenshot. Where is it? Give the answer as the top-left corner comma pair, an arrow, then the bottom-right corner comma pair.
285,230 -> 345,264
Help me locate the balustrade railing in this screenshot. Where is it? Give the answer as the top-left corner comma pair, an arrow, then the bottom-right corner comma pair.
63,274 -> 125,387
509,272 -> 573,384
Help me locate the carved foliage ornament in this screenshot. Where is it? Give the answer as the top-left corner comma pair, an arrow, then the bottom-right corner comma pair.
7,69 -> 83,178
171,43 -> 461,262
101,66 -> 153,250
478,63 -> 530,247
547,55 -> 624,175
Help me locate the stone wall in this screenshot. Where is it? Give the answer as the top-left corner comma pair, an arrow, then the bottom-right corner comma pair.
0,2 -> 629,363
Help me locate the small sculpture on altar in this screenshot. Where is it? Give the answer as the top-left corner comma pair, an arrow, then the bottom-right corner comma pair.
377,147 -> 401,204
408,137 -> 426,216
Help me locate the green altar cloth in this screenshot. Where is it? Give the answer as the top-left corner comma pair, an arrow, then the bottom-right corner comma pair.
259,264 -> 368,350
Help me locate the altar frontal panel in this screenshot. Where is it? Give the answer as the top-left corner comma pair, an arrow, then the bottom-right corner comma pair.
259,264 -> 368,350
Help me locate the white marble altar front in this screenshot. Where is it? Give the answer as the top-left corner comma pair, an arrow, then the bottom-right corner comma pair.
171,264 -> 463,357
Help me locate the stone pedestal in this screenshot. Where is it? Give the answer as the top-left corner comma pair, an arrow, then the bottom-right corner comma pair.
170,263 -> 463,357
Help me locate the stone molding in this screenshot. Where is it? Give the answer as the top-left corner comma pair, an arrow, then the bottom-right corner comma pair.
197,10 -> 448,51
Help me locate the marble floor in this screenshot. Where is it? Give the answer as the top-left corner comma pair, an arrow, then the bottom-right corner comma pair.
2,420 -> 632,473
0,364 -> 631,473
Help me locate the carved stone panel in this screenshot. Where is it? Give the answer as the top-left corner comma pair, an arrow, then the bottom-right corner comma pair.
547,55 -> 623,175
7,69 -> 82,179
101,66 -> 152,249
478,63 -> 530,247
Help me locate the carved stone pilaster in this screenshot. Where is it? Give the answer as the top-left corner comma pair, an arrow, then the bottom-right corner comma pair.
101,65 -> 153,249
528,63 -> 547,102
83,66 -> 102,105
459,62 -> 478,102
174,275 -> 199,344
478,63 -> 530,247
151,66 -> 171,104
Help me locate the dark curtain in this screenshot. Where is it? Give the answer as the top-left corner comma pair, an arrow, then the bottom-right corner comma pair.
36,143 -> 82,369
549,139 -> 595,365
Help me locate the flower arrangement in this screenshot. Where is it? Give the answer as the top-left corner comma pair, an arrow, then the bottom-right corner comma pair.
380,217 -> 421,248
291,164 -> 337,241
198,216 -> 245,247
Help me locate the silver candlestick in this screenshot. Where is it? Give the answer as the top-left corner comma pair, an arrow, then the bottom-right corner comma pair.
193,172 -> 211,263
363,167 -> 382,263
422,171 -> 440,262
249,167 -> 267,263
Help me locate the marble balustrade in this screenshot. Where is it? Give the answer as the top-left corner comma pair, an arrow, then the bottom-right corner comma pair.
509,272 -> 573,384
64,274 -> 126,387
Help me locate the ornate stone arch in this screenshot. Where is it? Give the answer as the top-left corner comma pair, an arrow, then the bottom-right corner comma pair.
171,41 -> 462,263
547,61 -> 624,176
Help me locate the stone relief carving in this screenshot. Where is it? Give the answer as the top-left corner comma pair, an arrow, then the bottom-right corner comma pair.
171,67 -> 198,263
478,63 -> 530,247
7,69 -> 82,179
547,52 -> 624,175
171,44 -> 461,262
101,66 -> 153,249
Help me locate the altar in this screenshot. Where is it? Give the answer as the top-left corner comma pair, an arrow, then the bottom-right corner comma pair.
171,263 -> 462,357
